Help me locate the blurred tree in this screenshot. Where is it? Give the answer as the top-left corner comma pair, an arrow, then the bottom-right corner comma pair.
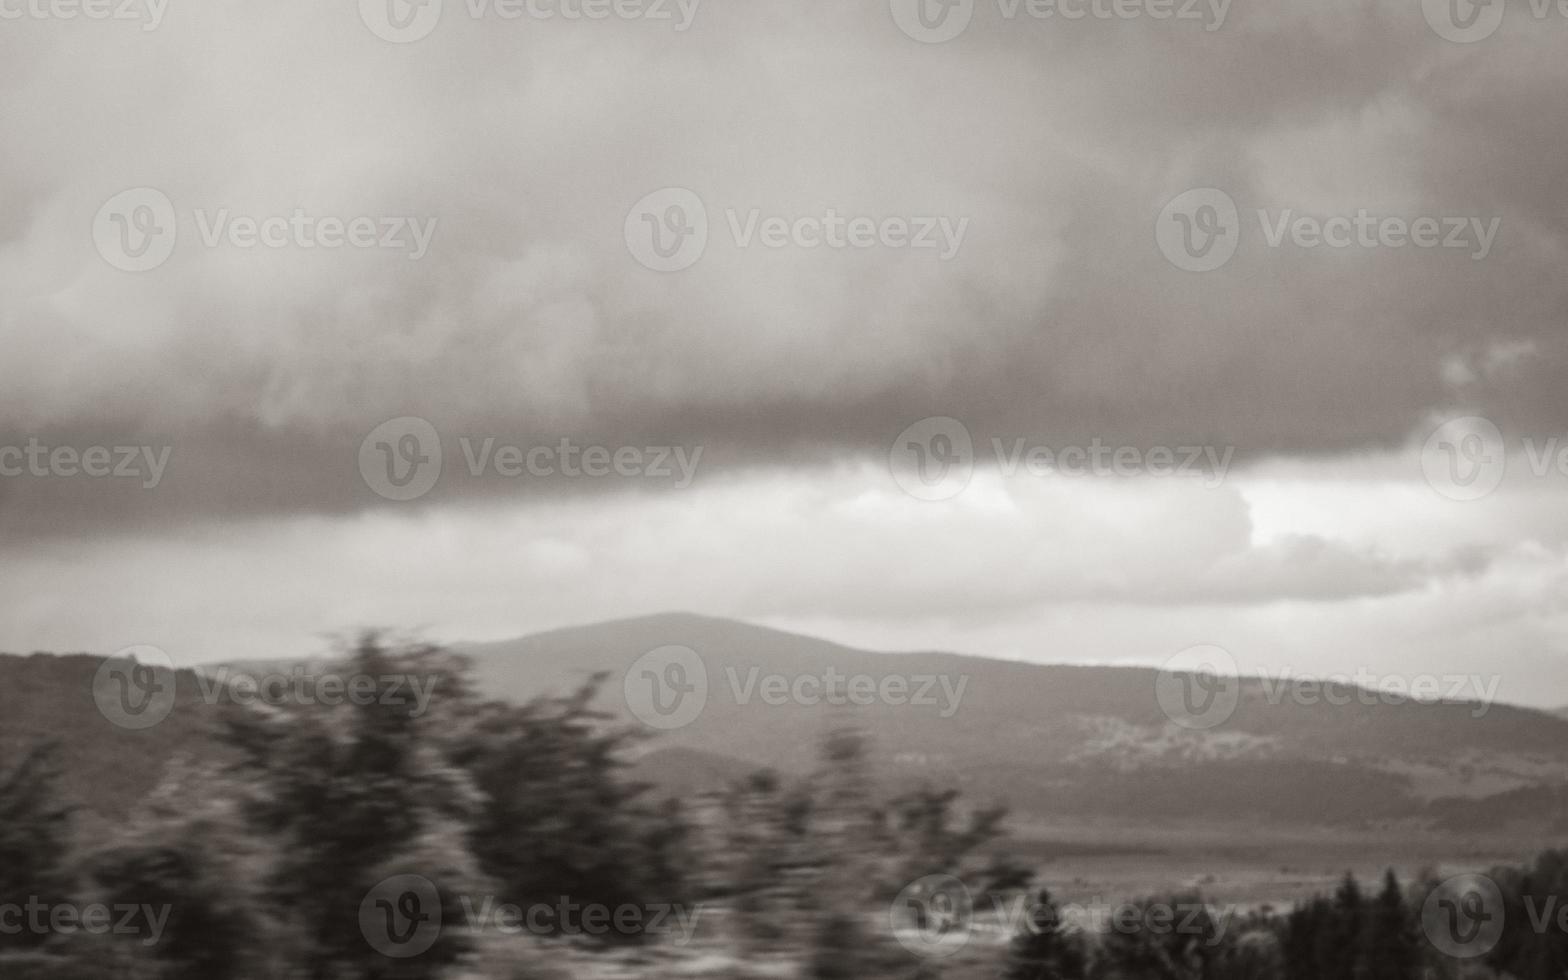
1212,929 -> 1284,980
449,673 -> 694,945
0,742 -> 75,953
1283,896 -> 1331,980
1361,870 -> 1419,980
1004,889 -> 1087,980
220,634 -> 485,979
1316,873 -> 1364,980
81,757 -> 268,980
876,786 -> 1010,895
1091,890 -> 1223,978
1487,850 -> 1568,980
1096,893 -> 1227,980
807,911 -> 866,980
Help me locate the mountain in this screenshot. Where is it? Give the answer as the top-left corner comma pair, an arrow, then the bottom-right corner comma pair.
0,653 -> 235,837
459,613 -> 1568,829
4,613 -> 1566,834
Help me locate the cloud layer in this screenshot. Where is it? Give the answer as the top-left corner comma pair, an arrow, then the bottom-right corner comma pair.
2,0 -> 1566,701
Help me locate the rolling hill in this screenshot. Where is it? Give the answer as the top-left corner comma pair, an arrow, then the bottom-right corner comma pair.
0,653 -> 236,838
457,613 -> 1568,829
4,613 -> 1566,836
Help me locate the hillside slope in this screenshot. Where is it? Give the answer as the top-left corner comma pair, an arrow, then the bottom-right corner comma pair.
5,614 -> 1565,832
461,613 -> 1568,827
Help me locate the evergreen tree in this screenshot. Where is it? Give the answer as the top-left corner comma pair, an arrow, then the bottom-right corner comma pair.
1361,870 -> 1420,980
1097,892 -> 1226,980
1004,889 -> 1087,980
1487,850 -> 1568,980
1284,896 -> 1331,980
1211,925 -> 1286,980
1315,873 -> 1365,980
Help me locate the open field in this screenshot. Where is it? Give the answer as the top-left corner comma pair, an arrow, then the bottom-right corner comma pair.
1006,818 -> 1546,909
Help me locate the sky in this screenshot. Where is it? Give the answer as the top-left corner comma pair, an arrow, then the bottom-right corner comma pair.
1,0 -> 1566,706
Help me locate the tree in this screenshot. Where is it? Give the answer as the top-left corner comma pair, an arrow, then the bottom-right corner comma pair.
1213,929 -> 1284,980
219,634 -> 486,979
1005,889 -> 1087,980
1316,873 -> 1364,980
1488,850 -> 1568,980
1097,893 -> 1227,980
1284,896 -> 1331,980
1361,870 -> 1419,980
0,742 -> 76,952
449,673 -> 694,944
807,912 -> 866,980
80,757 -> 275,980
876,786 -> 1011,894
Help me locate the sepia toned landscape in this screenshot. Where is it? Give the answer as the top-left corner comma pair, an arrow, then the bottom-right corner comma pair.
1,615 -> 1565,977
5,0 -> 1568,976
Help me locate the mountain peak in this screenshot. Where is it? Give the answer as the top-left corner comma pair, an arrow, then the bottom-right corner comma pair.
463,611 -> 860,660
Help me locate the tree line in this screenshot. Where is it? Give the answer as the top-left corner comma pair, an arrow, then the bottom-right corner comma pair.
0,635 -> 1563,980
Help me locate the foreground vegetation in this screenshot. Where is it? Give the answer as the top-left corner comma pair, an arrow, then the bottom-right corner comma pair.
0,636 -> 1563,979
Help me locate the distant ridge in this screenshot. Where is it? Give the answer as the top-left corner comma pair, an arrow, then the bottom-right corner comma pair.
5,613 -> 1567,833
456,613 -> 1568,830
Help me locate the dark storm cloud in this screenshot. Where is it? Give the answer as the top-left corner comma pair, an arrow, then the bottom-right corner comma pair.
2,0 -> 1567,534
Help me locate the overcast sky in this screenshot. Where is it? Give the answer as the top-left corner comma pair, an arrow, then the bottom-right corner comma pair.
1,0 -> 1566,706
